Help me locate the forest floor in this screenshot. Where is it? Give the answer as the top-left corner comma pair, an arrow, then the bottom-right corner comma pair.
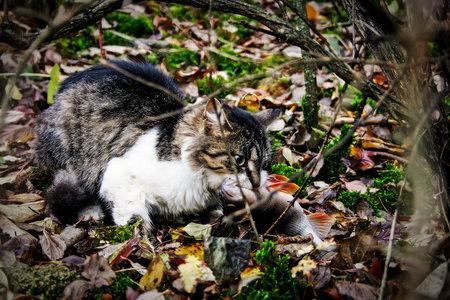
0,1 -> 449,299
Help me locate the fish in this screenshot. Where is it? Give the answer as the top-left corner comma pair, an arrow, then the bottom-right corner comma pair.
220,174 -> 335,246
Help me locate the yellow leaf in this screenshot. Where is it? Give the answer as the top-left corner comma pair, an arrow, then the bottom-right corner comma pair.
240,266 -> 263,279
178,255 -> 202,293
5,83 -> 22,100
139,255 -> 164,290
291,256 -> 318,277
174,243 -> 204,261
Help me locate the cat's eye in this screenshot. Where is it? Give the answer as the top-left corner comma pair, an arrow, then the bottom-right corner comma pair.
234,155 -> 247,167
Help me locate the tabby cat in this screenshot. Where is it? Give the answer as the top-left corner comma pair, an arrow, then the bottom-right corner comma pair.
34,61 -> 280,231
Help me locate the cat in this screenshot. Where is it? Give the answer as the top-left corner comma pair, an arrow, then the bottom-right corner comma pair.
34,61 -> 281,232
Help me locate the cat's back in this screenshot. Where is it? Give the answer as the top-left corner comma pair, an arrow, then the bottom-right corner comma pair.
54,61 -> 185,119
34,61 -> 185,186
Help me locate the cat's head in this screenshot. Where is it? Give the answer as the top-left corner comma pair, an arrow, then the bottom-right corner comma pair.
189,99 -> 281,191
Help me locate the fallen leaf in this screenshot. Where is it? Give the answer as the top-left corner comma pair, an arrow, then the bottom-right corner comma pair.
5,83 -> 22,100
292,256 -> 318,277
343,179 -> 369,194
39,229 -> 67,261
0,214 -> 31,238
309,265 -> 331,289
182,222 -> 212,240
174,242 -> 205,261
7,193 -> 43,203
238,267 -> 262,293
82,254 -> 116,287
3,234 -> 38,264
333,225 -> 380,269
47,64 -> 60,104
61,280 -> 95,300
178,255 -> 202,293
139,255 -> 164,290
0,200 -> 46,222
110,235 -> 140,267
136,288 -> 165,300
335,280 -> 379,300
129,261 -> 148,275
276,242 -> 314,257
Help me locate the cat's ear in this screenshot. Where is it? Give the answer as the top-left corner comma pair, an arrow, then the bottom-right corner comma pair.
255,109 -> 283,131
203,99 -> 229,133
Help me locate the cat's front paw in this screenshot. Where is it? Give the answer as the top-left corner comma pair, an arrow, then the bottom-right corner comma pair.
128,215 -> 153,239
78,205 -> 105,223
208,209 -> 224,223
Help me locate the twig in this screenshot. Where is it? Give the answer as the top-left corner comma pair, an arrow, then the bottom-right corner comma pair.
0,73 -> 51,78
279,0 -> 340,57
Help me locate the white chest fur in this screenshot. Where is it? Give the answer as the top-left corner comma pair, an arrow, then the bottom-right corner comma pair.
100,128 -> 218,227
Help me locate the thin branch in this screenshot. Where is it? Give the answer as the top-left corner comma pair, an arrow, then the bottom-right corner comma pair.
279,0 -> 340,57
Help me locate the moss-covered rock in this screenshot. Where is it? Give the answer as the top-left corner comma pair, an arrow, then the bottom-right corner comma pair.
4,261 -> 81,299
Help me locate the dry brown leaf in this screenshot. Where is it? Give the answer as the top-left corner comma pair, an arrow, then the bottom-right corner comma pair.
61,280 -> 95,300
0,200 -> 45,222
6,193 -> 43,203
82,254 -> 115,287
309,265 -> 331,290
39,229 -> 66,261
333,225 -> 380,269
335,280 -> 379,300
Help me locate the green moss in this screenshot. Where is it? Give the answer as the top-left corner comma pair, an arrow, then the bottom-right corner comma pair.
269,131 -> 287,149
319,124 -> 354,181
7,263 -> 81,300
338,164 -> 404,212
57,12 -> 153,56
238,240 -> 310,300
167,4 -> 204,24
196,75 -> 230,98
212,46 -> 262,77
338,188 -> 399,212
373,163 -> 404,187
301,95 -> 318,130
105,12 -> 153,38
165,48 -> 201,70
95,270 -> 141,299
95,222 -> 139,244
217,14 -> 257,40
266,54 -> 286,65
57,26 -> 97,56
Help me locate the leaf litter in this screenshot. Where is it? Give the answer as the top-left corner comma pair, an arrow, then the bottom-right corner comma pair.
0,1 -> 447,299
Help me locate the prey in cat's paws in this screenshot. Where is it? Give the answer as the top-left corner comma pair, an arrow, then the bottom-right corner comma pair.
34,61 -> 281,236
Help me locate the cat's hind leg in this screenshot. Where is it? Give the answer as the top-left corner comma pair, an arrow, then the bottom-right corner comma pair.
46,170 -> 104,224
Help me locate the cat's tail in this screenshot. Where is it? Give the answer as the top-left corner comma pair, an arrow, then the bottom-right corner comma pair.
46,170 -> 104,224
